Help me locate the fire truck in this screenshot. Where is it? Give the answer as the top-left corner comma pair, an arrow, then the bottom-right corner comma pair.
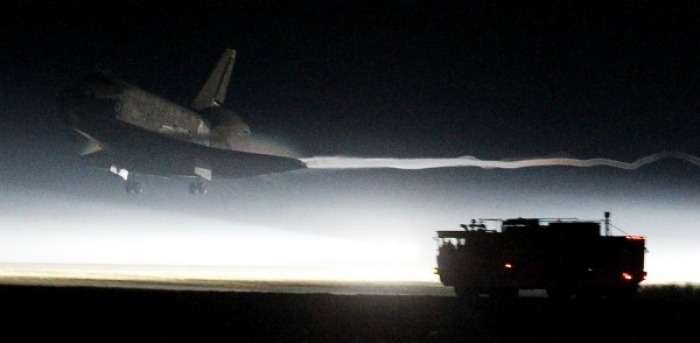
434,212 -> 646,299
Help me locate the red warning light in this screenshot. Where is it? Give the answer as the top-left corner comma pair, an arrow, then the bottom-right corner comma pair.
622,272 -> 633,280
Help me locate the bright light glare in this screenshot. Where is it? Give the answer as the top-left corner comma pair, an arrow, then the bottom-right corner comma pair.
0,213 -> 434,282
643,247 -> 700,284
3,189 -> 699,285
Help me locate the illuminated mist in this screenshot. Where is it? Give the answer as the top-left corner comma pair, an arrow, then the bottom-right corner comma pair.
2,149 -> 699,285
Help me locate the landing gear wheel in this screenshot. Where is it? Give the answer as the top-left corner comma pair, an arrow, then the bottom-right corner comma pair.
189,181 -> 207,194
125,180 -> 142,194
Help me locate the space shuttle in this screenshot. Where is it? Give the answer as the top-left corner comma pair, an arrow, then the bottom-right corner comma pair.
57,48 -> 306,194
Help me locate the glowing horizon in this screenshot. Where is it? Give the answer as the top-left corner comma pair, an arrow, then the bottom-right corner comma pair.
1,205 -> 698,284
0,205 -> 434,282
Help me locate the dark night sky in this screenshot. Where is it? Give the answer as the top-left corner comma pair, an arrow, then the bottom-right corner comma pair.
1,1 -> 699,283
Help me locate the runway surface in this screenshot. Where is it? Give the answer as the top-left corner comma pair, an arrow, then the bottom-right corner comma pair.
1,277 -> 697,342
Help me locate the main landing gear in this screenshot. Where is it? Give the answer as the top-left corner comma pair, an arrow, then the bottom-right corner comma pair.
110,165 -> 142,194
109,165 -> 210,194
125,179 -> 142,194
189,179 -> 207,194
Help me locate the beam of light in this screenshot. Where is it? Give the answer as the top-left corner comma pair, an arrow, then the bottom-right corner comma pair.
0,208 -> 431,282
301,151 -> 700,170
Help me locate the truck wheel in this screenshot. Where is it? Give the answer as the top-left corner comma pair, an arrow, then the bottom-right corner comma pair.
492,287 -> 518,299
575,287 -> 602,300
605,286 -> 639,300
547,288 -> 573,300
454,286 -> 479,300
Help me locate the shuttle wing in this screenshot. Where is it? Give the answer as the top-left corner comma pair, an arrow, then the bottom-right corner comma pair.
79,119 -> 306,180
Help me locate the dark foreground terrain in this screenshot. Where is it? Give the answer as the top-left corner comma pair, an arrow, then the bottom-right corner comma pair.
1,284 -> 698,342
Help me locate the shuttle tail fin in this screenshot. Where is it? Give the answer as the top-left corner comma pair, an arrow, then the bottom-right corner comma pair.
191,48 -> 236,111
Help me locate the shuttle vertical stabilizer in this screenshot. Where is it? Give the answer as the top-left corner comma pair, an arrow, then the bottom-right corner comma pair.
191,48 -> 237,111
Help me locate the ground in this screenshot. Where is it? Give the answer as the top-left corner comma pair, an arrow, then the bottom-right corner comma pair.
1,283 -> 697,341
